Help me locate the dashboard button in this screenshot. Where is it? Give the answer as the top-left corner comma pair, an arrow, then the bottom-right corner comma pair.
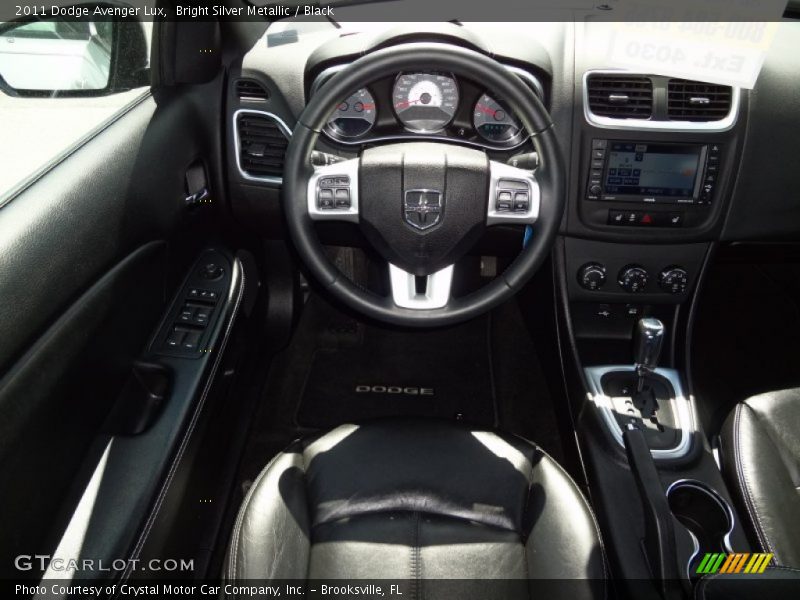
618,265 -> 649,293
608,210 -> 625,225
667,213 -> 684,227
659,267 -> 689,294
578,262 -> 607,291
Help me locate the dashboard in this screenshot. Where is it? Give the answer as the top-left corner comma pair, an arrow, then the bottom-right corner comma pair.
312,66 -> 544,150
226,19 -> 800,294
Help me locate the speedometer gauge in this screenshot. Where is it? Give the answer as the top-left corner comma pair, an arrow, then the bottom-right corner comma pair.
325,88 -> 376,139
393,72 -> 459,133
473,93 -> 522,143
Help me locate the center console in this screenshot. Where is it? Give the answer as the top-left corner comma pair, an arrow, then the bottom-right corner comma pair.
557,60 -> 755,597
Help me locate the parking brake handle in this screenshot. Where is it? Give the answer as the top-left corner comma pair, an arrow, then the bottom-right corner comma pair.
623,423 -> 682,600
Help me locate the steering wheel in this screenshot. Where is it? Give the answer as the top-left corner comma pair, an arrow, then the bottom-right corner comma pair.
283,43 -> 565,327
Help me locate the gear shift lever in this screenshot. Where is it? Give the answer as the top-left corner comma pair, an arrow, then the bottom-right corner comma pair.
634,318 -> 665,393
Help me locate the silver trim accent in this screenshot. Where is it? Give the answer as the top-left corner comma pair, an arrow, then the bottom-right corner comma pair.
487,161 -> 540,226
582,70 -> 740,132
666,479 -> 735,580
584,365 -> 695,459
310,63 -> 544,150
388,264 -> 453,310
307,158 -> 360,223
232,108 -> 293,187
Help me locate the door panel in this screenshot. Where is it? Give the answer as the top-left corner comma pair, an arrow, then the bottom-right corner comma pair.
0,76 -> 225,576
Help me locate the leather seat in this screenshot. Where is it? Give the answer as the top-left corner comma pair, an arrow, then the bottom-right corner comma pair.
225,419 -> 605,597
721,388 -> 800,567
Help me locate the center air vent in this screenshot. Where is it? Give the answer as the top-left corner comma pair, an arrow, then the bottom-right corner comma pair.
235,111 -> 290,181
667,79 -> 733,121
586,74 -> 653,119
235,78 -> 268,101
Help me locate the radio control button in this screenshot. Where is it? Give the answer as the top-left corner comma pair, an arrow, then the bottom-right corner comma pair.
592,149 -> 605,160
592,139 -> 608,150
589,184 -> 602,196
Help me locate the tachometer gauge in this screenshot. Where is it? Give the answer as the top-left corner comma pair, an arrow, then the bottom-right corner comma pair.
325,88 -> 376,139
473,93 -> 522,143
393,72 -> 459,133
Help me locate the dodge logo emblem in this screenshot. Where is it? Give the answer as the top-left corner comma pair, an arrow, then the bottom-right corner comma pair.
403,189 -> 443,230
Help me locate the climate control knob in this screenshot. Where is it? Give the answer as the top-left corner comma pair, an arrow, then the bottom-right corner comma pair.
618,265 -> 649,293
659,266 -> 689,294
578,262 -> 607,291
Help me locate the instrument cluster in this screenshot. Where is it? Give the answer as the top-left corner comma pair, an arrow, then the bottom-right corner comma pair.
315,67 -> 544,150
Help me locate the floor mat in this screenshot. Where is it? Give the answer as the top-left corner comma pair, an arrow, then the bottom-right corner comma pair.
296,315 -> 496,428
235,294 -> 565,490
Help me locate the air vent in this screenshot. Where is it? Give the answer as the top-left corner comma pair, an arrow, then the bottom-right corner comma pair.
586,74 -> 653,119
235,78 -> 268,101
235,112 -> 289,180
667,79 -> 732,121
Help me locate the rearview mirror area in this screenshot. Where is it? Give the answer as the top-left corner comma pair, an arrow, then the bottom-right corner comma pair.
0,4 -> 149,97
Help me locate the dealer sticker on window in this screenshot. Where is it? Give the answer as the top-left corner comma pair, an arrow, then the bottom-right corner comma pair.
598,1 -> 787,89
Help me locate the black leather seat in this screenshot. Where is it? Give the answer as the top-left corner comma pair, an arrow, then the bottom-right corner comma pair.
225,419 -> 605,597
721,388 -> 800,568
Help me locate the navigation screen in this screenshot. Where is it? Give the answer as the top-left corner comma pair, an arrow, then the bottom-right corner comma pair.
604,143 -> 702,198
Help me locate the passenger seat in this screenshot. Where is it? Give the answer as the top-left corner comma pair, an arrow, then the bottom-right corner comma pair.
720,388 -> 800,567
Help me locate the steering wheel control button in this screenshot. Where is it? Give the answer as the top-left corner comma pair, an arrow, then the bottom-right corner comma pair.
513,192 -> 530,212
317,175 -> 351,210
318,188 -> 335,209
618,265 -> 649,293
659,267 -> 689,294
487,162 -> 540,225
578,262 -> 607,291
335,188 -> 351,208
496,191 -> 513,212
308,159 -> 360,222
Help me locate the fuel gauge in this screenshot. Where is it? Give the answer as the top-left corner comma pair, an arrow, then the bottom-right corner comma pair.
326,88 -> 377,139
473,93 -> 522,144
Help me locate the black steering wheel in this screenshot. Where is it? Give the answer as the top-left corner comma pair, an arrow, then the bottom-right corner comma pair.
283,43 -> 565,327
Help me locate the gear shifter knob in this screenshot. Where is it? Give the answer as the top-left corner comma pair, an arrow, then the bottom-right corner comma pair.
634,318 -> 665,387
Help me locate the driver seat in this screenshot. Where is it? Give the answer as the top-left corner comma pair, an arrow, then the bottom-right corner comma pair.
224,419 -> 605,597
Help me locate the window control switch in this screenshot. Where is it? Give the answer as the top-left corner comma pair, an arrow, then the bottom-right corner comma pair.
165,328 -> 185,348
193,306 -> 211,326
181,330 -> 202,351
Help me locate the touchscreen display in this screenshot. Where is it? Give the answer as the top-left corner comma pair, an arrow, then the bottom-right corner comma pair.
604,142 -> 702,197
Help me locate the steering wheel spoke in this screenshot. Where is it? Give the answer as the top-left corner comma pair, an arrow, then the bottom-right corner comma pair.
307,158 -> 360,222
486,160 -> 540,226
388,263 -> 454,310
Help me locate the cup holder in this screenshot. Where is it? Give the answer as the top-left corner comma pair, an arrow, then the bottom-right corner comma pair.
667,480 -> 734,577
